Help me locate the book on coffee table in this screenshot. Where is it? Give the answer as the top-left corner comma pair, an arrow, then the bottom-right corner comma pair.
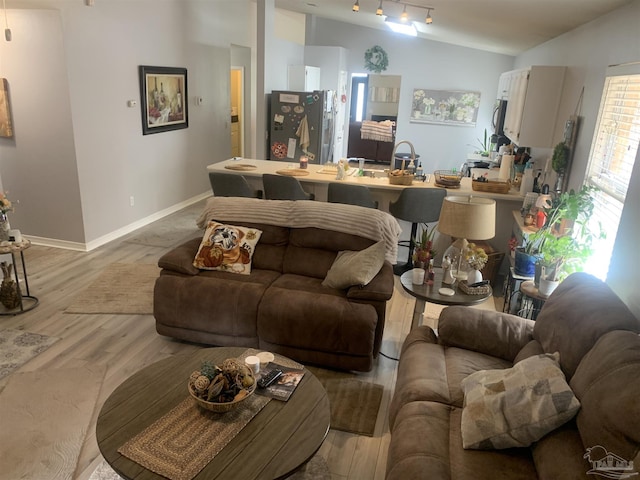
256,363 -> 305,401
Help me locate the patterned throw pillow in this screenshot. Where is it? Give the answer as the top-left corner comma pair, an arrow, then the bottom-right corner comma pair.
193,221 -> 262,275
460,352 -> 580,450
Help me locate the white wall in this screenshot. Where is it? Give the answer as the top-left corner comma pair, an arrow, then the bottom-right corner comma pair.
0,0 -> 258,248
305,17 -> 515,172
513,0 -> 640,317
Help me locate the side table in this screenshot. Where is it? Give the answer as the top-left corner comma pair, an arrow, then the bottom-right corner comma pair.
518,280 -> 548,320
400,269 -> 492,329
502,266 -> 534,314
0,239 -> 39,315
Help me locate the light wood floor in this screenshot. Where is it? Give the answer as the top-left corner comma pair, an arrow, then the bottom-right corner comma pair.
1,200 -> 498,480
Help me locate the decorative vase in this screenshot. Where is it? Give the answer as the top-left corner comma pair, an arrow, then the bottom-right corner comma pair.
0,212 -> 10,242
467,268 -> 483,284
514,248 -> 538,277
0,262 -> 20,310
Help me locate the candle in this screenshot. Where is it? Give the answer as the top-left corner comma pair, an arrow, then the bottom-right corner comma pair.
299,156 -> 308,169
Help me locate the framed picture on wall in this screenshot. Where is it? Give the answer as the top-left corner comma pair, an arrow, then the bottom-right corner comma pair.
0,78 -> 14,138
410,89 -> 480,126
138,66 -> 188,135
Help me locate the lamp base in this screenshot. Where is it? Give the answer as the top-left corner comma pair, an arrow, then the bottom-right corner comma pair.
443,238 -> 469,281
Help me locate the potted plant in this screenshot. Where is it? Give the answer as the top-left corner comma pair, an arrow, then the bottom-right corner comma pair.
526,185 -> 604,293
412,224 -> 437,268
551,141 -> 569,192
474,128 -> 491,157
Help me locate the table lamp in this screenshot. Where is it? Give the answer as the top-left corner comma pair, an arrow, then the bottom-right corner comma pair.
437,196 -> 496,281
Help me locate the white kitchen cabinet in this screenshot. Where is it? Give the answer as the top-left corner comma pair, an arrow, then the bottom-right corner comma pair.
501,66 -> 566,148
287,65 -> 321,91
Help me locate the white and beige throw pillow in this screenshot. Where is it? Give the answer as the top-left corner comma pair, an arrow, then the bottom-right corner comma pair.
460,352 -> 580,450
193,221 -> 262,275
322,241 -> 386,289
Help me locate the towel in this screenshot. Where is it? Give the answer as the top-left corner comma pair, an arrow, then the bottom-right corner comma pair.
360,120 -> 394,143
296,115 -> 310,151
196,197 -> 402,264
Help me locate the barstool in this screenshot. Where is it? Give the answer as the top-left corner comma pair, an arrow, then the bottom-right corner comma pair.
327,183 -> 378,209
263,174 -> 315,200
389,188 -> 446,275
209,172 -> 263,198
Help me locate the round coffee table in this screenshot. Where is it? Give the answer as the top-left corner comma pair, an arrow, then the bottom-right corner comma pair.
96,347 -> 330,480
400,269 -> 492,329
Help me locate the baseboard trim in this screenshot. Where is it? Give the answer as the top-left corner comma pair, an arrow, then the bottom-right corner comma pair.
28,192 -> 211,252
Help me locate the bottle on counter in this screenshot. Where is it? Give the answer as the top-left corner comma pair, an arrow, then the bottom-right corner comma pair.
415,162 -> 423,177
520,161 -> 535,195
427,259 -> 435,285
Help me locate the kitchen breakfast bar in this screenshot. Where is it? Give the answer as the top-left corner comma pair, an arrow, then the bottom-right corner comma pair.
207,158 -> 525,272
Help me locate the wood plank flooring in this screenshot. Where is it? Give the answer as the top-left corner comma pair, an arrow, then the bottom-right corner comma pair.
0,200 -> 498,480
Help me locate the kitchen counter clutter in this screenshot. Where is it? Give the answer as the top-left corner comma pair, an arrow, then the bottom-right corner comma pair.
207,158 -> 525,203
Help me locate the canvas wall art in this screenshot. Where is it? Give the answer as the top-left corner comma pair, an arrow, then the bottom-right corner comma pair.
138,66 -> 188,135
411,89 -> 480,126
0,78 -> 13,138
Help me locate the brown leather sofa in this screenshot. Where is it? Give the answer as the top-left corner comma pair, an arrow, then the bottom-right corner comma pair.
387,272 -> 640,479
153,202 -> 397,372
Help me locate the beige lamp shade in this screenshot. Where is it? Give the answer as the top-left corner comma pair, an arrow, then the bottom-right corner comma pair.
437,196 -> 496,240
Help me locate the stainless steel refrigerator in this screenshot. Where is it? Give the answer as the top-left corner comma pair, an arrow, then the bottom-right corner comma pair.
269,90 -> 335,164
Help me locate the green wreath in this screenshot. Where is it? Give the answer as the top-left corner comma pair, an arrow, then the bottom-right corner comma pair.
364,45 -> 389,73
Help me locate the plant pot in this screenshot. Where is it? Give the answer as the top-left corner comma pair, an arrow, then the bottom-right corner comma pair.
539,277 -> 560,297
514,248 -> 538,277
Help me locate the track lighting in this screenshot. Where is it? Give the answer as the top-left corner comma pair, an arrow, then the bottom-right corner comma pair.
352,0 -> 359,12
425,8 -> 433,24
2,0 -> 10,42
400,4 -> 408,21
376,0 -> 384,16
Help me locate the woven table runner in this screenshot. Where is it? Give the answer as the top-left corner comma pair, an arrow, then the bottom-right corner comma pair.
118,394 -> 270,480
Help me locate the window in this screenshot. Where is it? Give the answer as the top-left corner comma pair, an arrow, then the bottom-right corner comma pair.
349,74 -> 368,123
584,64 -> 640,280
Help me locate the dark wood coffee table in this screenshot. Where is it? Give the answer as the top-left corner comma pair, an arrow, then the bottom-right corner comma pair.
96,347 -> 330,479
400,269 -> 492,329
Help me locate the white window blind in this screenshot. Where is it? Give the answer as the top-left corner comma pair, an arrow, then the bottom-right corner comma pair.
584,65 -> 640,279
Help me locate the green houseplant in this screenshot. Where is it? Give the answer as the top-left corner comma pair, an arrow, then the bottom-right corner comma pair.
526,185 -> 604,284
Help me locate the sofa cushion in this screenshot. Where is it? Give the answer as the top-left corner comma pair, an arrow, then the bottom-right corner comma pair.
533,272 -> 640,379
570,330 -> 640,463
193,221 -> 262,274
530,421 -> 592,480
388,327 -> 511,429
257,275 -> 378,356
461,352 -> 580,450
387,401 -> 537,480
322,240 -> 386,289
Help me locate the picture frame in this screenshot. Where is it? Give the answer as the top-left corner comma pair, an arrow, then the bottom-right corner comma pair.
138,66 -> 188,135
0,78 -> 14,138
410,89 -> 480,126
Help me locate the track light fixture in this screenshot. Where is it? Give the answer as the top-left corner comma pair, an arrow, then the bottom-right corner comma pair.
352,1 -> 434,29
3,0 -> 10,42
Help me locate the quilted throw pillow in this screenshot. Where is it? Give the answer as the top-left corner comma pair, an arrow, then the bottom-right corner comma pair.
460,352 -> 580,450
193,221 -> 262,275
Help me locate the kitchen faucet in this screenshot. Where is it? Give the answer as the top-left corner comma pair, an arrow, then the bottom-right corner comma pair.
391,140 -> 416,171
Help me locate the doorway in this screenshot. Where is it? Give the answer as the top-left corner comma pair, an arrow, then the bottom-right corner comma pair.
230,67 -> 244,157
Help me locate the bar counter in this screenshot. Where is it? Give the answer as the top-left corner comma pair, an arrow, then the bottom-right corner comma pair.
207,158 -> 525,273
207,158 -> 524,204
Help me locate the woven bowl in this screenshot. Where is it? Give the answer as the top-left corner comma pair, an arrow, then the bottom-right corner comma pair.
434,170 -> 463,188
388,171 -> 414,185
188,367 -> 256,413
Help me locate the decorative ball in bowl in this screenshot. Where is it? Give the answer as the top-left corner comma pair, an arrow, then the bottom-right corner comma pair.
188,358 -> 256,413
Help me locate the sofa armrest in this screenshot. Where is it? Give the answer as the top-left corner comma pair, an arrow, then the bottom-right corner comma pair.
347,262 -> 394,302
157,237 -> 202,275
437,306 -> 535,362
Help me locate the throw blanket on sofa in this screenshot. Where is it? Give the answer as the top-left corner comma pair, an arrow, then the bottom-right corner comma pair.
360,120 -> 394,143
196,197 -> 402,264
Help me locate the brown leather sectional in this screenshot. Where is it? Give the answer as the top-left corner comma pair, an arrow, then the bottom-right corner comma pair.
153,222 -> 394,372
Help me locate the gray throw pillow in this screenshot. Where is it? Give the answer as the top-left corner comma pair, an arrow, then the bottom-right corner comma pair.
322,241 -> 386,289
